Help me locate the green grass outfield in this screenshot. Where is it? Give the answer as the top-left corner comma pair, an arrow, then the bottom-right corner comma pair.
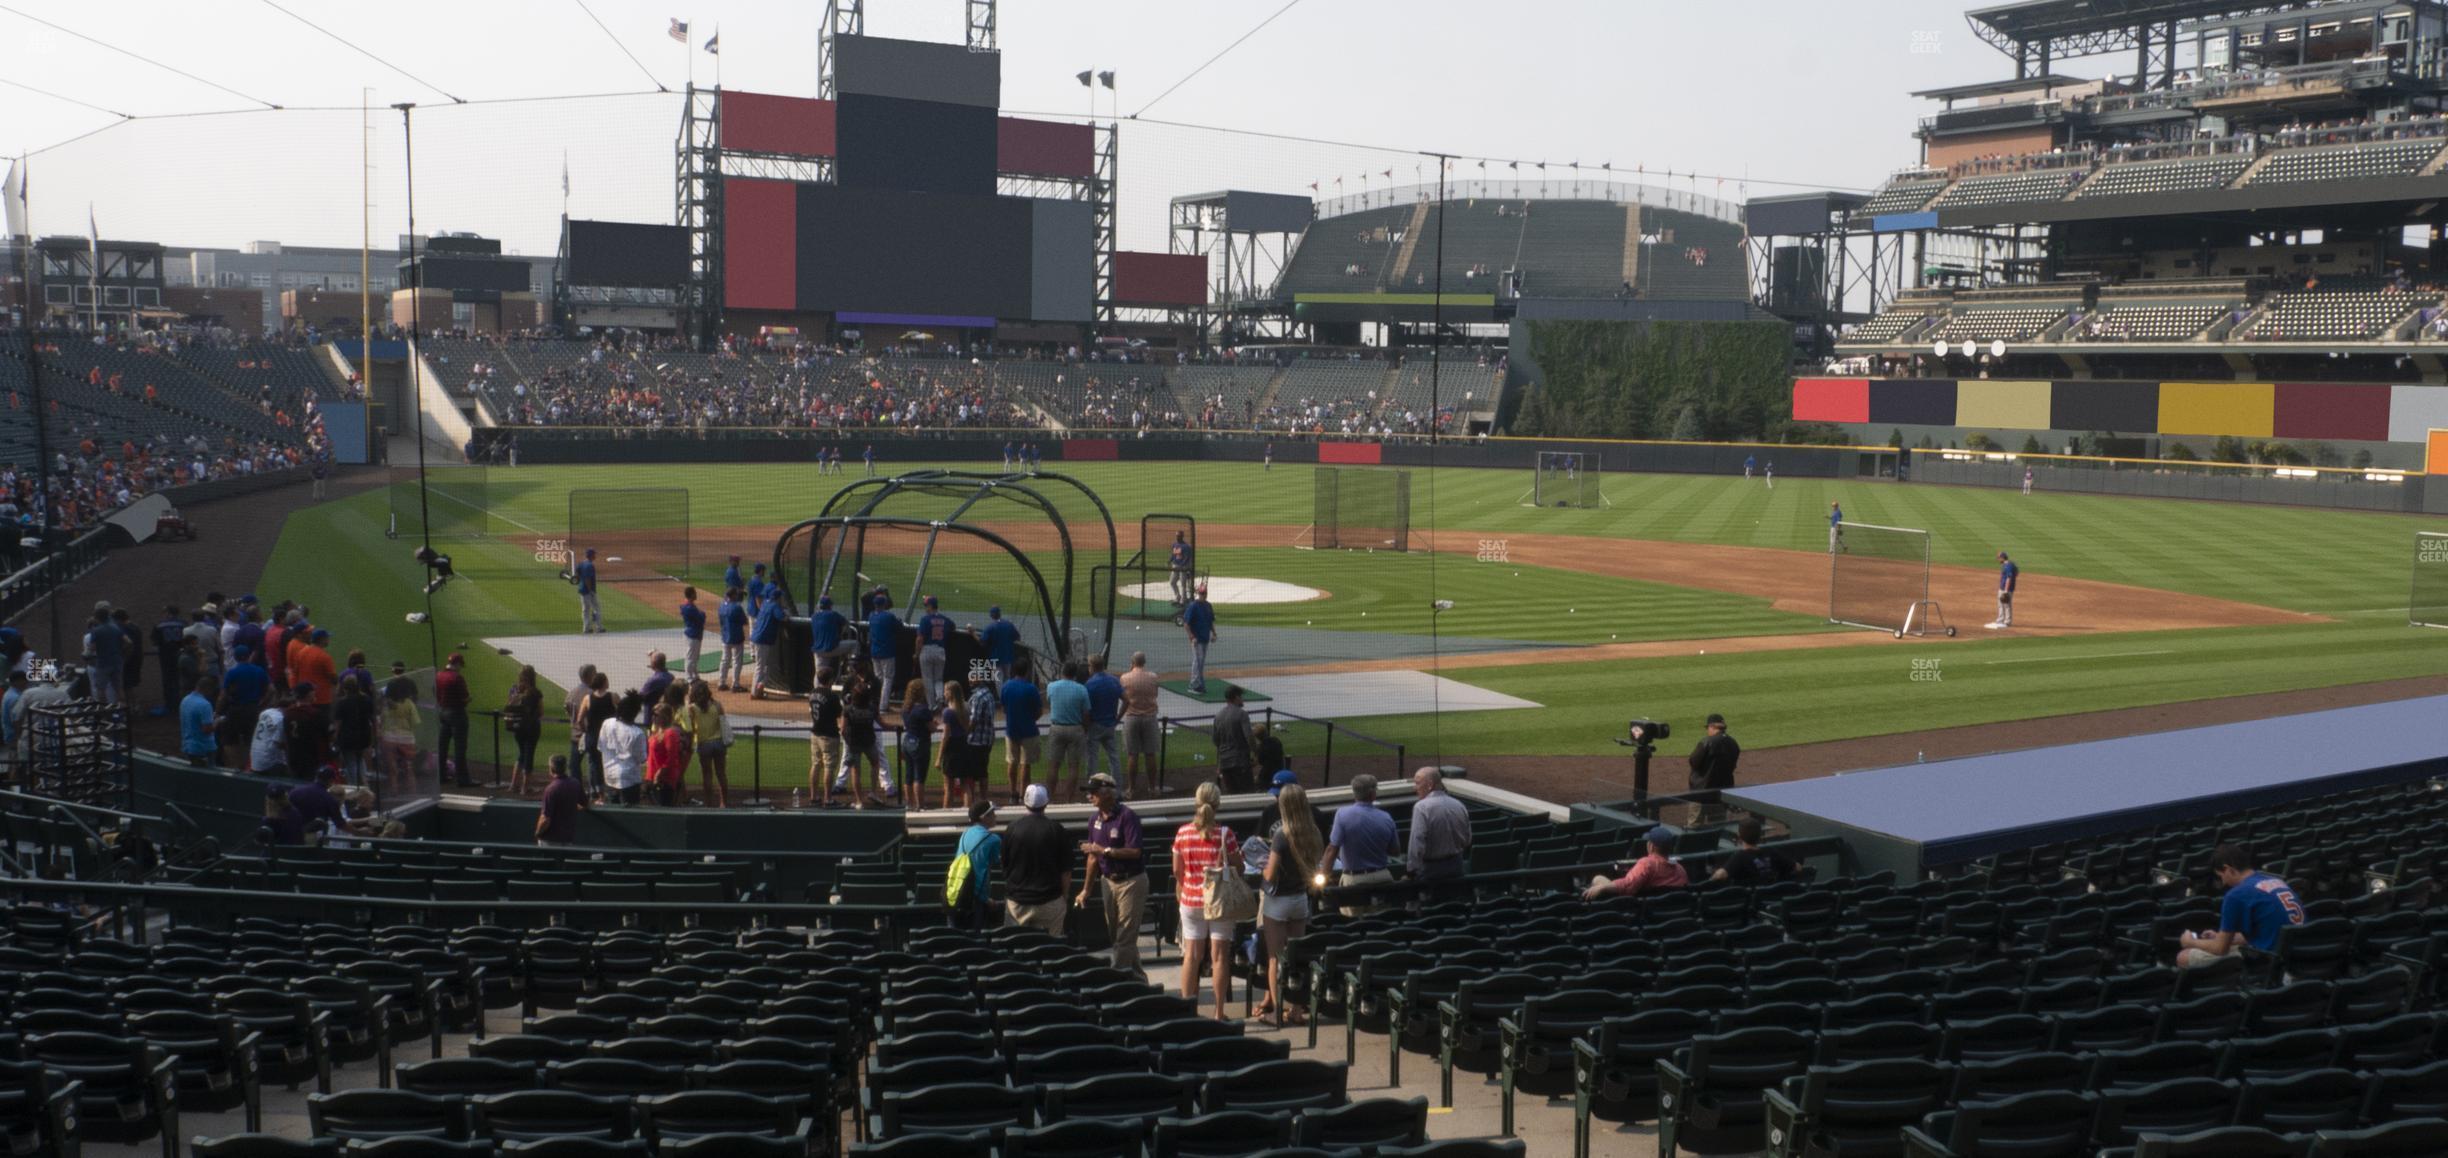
262,460 -> 2448,774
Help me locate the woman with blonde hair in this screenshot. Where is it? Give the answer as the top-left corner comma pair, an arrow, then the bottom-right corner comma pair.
1257,783 -> 1325,1025
682,679 -> 732,808
1171,780 -> 1238,1016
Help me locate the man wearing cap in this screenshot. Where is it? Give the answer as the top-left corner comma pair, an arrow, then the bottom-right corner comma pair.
1406,766 -> 1473,902
248,683 -> 293,777
219,599 -> 247,671
805,595 -> 851,688
723,555 -> 745,596
1168,531 -> 1195,613
914,596 -> 954,706
1687,713 -> 1741,825
1119,652 -> 1162,799
187,604 -> 224,683
641,651 -> 675,709
746,563 -> 772,618
1988,550 -> 2019,629
678,587 -> 707,680
220,645 -> 271,766
1003,783 -> 1073,934
434,653 -> 474,788
951,798 -> 1003,930
575,548 -> 603,634
179,675 -> 220,767
979,606 -> 1021,683
289,764 -> 346,838
262,609 -> 295,694
1322,774 -> 1398,917
999,667 -> 1044,803
1182,584 -> 1217,695
1077,772 -> 1146,969
865,591 -> 905,714
1258,768 -> 1327,839
752,590 -> 792,700
716,586 -> 748,693
536,755 -> 589,845
1586,826 -> 1689,899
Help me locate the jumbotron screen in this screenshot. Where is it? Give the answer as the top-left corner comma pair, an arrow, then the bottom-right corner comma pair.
724,177 -> 1092,322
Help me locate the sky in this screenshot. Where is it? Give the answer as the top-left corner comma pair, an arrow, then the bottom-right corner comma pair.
2,0 -> 2031,255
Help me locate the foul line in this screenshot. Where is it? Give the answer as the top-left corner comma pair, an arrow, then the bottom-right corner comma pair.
422,486 -> 551,537
1982,649 -> 2175,666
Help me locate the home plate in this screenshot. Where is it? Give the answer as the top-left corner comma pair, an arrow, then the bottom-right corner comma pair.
1156,670 -> 1536,719
1120,576 -> 1324,604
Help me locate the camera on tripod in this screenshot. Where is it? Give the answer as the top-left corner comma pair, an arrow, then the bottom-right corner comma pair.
1623,718 -> 1671,748
1616,719 -> 1671,807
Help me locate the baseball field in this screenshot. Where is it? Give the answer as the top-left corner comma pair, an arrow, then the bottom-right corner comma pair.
261,458 -> 2448,793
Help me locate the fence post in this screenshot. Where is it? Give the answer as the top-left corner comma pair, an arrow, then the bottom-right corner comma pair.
1394,742 -> 1404,781
1322,722 -> 1336,788
489,713 -> 503,788
749,726 -> 764,807
1156,717 -> 1168,796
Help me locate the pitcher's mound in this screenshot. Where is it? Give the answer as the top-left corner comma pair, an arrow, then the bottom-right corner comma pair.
1119,576 -> 1326,604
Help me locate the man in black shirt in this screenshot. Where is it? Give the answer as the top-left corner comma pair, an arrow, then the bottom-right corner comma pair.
1687,712 -> 1741,824
1710,817 -> 1798,886
1003,783 -> 1072,935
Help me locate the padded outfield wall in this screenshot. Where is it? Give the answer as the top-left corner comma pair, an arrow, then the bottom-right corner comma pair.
1794,376 -> 2448,471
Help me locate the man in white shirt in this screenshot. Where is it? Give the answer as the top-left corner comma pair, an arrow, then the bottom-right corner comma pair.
249,691 -> 293,777
597,691 -> 648,806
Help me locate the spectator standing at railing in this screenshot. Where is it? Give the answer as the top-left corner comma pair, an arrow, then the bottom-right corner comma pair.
1083,653 -> 1123,789
177,674 -> 217,767
1323,774 -> 1397,917
434,653 -> 474,789
85,601 -> 125,708
640,651 -> 674,710
914,596 -> 954,707
682,679 -> 732,809
1405,767 -> 1472,901
187,604 -> 224,684
333,676 -> 373,787
501,666 -> 543,797
220,645 -> 269,764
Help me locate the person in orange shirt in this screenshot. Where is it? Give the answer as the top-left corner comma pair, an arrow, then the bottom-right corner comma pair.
288,628 -> 338,708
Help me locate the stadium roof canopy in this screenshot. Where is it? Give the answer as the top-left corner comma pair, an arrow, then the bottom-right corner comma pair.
1965,0 -> 2292,62
1909,74 -> 2095,101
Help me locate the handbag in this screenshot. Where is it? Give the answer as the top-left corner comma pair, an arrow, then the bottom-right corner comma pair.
716,708 -> 735,746
1204,837 -> 1259,924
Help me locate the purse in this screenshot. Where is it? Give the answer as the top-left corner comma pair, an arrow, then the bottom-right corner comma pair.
1204,833 -> 1259,924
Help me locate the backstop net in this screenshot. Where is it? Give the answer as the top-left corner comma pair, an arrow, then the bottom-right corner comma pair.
568,487 -> 691,582
1531,450 -> 1607,509
1314,467 -> 1412,552
1829,521 -> 1952,637
386,464 -> 490,540
1093,513 -> 1200,622
2414,531 -> 2448,629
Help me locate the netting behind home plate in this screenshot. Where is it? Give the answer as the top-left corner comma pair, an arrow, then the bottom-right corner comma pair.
568,487 -> 690,582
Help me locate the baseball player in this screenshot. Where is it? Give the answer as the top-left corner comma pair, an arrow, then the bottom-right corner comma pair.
678,586 -> 707,679
1263,441 -> 1274,471
1168,531 -> 1195,612
914,595 -> 954,705
1764,461 -> 1774,490
1827,502 -> 1845,553
866,590 -> 904,713
863,444 -> 876,478
2023,467 -> 2034,496
716,587 -> 748,692
723,554 -> 744,595
1743,454 -> 1755,480
1989,551 -> 2019,629
574,548 -> 603,634
1183,584 -> 1217,694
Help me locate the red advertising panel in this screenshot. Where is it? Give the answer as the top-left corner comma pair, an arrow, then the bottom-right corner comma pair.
1790,377 -> 1871,423
997,117 -> 1096,178
719,92 -> 837,158
1317,441 -> 1383,465
1112,251 -> 1206,307
2273,382 -> 2391,441
1061,438 -> 1118,460
722,178 -> 798,311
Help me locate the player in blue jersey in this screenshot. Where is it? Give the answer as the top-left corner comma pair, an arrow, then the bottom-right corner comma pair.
865,592 -> 904,713
573,548 -> 602,634
678,587 -> 707,679
913,595 -> 956,706
1168,531 -> 1195,611
863,444 -> 876,477
1827,502 -> 1845,553
979,606 -> 1021,682
723,555 -> 744,594
717,587 -> 748,691
1989,551 -> 2018,629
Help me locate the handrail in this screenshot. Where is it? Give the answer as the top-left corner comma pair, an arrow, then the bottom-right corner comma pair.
0,786 -> 167,828
0,873 -> 962,924
1312,834 -> 1849,905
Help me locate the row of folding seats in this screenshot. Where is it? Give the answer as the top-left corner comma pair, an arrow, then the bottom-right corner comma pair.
2075,154 -> 2253,199
844,1110 -> 1527,1158
1933,170 -> 2082,208
2245,139 -> 2443,186
1932,307 -> 2076,342
1857,181 -> 1946,216
1910,1095 -> 2448,1157
2069,303 -> 2229,341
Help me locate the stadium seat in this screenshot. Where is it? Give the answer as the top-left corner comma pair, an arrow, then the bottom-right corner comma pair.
2126,1126 -> 2313,1157
1289,1096 -> 1430,1150
1938,1015 -> 2055,1064
2093,1078 -> 2244,1146
845,1129 -> 995,1158
2089,1042 -> 2221,1091
340,1141 -> 498,1158
2219,1031 -> 2344,1080
1380,1142 -> 1530,1158
396,1059 -> 540,1097
635,1090 -> 809,1149
1158,1037 -> 1291,1077
1009,1044 -> 1157,1087
1949,1052 -> 2090,1101
469,1091 -> 635,1143
1197,1060 -> 1349,1115
2360,1059 -> 2448,1121
2336,1012 -> 2443,1070
493,1142 -> 646,1158
1039,1071 -> 1198,1125
1147,1110 -> 1294,1158
191,1137 -> 341,1158
2240,1068 -> 2368,1134
2308,1117 -> 2448,1156
307,1090 -> 472,1143
876,1083 -> 1038,1141
999,1117 -> 1148,1158
1654,1026 -> 1816,1155
1761,1057 -> 1955,1158
1902,1089 -> 2098,1158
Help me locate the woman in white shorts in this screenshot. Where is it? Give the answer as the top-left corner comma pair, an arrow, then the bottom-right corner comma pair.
1172,781 -> 1238,1016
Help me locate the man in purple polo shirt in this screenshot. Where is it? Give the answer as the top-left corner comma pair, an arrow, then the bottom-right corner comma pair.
1076,772 -> 1146,972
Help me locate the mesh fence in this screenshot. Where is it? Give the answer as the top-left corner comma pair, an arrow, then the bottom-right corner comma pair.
2415,532 -> 2448,629
1095,513 -> 1199,622
568,487 -> 690,583
800,519 -> 1070,684
1829,521 -> 1935,635
1314,467 -> 1411,552
1534,451 -> 1605,509
386,464 -> 491,540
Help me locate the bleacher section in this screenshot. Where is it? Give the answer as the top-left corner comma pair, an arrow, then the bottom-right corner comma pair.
1843,308 -> 1938,344
1383,354 -> 1500,423
1858,180 -> 1947,217
1631,208 -> 1746,302
2074,155 -> 2254,200
1932,306 -> 2076,343
1265,359 -> 1394,433
1166,365 -> 1280,429
2240,289 -> 2431,341
180,344 -> 340,401
1933,170 -> 2082,208
2243,139 -> 2446,186
2070,303 -> 2228,342
1275,205 -> 1414,297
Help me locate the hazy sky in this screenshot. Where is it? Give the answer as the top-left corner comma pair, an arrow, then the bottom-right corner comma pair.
3,0 -> 2028,254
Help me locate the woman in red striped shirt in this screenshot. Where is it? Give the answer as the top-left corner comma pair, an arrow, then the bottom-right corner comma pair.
1172,781 -> 1237,1016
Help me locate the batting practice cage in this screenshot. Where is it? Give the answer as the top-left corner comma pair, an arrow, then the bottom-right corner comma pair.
767,470 -> 1118,693
2415,531 -> 2448,629
386,464 -> 490,540
1310,467 -> 1412,551
1528,450 -> 1608,508
1829,521 -> 1955,637
568,487 -> 691,582
1092,513 -> 1202,622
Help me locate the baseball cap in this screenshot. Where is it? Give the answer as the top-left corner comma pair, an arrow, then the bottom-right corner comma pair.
311,628 -> 330,641
199,602 -> 219,615
1083,772 -> 1118,794
93,600 -> 111,613
390,660 -> 407,673
1196,583 -> 1209,594
818,596 -> 833,609
1645,825 -> 1675,847
729,554 -> 741,562
968,798 -> 999,823
988,605 -> 1002,617
923,595 -> 938,608
1269,769 -> 1299,795
1024,784 -> 1050,810
1705,713 -> 1725,726
266,784 -> 289,800
446,653 -> 464,667
585,547 -> 597,557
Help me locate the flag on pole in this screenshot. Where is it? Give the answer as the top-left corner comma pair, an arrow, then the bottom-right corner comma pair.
561,153 -> 570,198
704,31 -> 719,54
1,159 -> 25,242
667,18 -> 688,42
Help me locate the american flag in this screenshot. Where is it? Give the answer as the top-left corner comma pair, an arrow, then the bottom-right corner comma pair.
667,18 -> 688,42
